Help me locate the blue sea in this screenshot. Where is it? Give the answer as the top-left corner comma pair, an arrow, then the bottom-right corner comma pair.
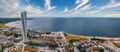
6,17 -> 120,37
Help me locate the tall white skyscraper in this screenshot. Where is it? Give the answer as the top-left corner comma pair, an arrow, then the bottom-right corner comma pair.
21,11 -> 28,43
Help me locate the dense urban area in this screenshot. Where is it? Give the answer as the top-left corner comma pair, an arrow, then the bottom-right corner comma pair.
0,28 -> 120,52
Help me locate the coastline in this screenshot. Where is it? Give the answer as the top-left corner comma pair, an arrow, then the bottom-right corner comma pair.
2,21 -> 120,41
5,20 -> 21,28
66,33 -> 120,41
0,20 -> 20,28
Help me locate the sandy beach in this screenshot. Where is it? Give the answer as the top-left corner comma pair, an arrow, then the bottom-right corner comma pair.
67,33 -> 120,41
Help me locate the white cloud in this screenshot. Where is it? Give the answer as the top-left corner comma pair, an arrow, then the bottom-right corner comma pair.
0,0 -> 19,12
45,0 -> 56,11
24,5 -> 43,14
61,7 -> 68,13
68,11 -> 79,16
88,10 -> 101,14
100,1 -> 120,9
80,4 -> 91,10
74,0 -> 89,10
25,0 -> 30,5
76,0 -> 81,4
89,0 -> 120,14
101,13 -> 120,17
111,0 -> 116,3
67,0 -> 89,16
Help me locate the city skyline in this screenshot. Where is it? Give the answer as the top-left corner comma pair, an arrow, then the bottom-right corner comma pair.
0,0 -> 120,17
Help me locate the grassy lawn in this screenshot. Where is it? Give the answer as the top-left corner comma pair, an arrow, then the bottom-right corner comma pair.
29,38 -> 45,43
10,50 -> 18,52
66,33 -> 88,42
28,38 -> 47,47
0,24 -> 10,28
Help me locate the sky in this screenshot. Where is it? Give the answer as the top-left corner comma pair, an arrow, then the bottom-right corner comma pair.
0,0 -> 120,17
